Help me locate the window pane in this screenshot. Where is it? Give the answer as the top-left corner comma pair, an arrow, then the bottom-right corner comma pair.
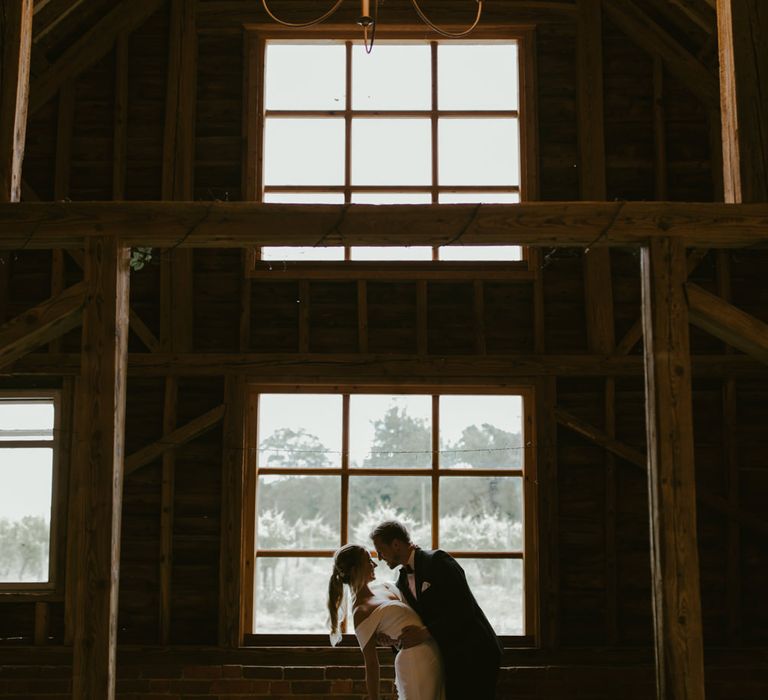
440,477 -> 523,551
352,44 -> 431,109
265,118 -> 345,186
438,192 -> 520,204
263,192 -> 345,204
258,394 -> 342,468
350,247 -> 433,261
265,43 -> 346,110
351,192 -> 432,204
440,395 -> 524,469
349,395 -> 432,468
0,447 -> 52,583
0,401 -> 54,441
352,119 -> 431,185
461,558 -> 523,635
262,247 -> 345,262
257,475 -> 340,549
254,556 -> 333,632
438,246 -> 521,261
439,118 -> 519,186
349,476 -> 432,545
438,43 -> 518,110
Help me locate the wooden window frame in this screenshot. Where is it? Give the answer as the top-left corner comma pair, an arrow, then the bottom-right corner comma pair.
243,24 -> 539,281
0,389 -> 66,597
242,384 -> 538,647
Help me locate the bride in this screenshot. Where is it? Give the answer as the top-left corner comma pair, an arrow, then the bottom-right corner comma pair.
328,544 -> 445,700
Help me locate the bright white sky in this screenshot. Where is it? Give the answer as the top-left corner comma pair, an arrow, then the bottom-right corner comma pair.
262,40 -> 522,262
0,401 -> 54,522
258,393 -> 523,468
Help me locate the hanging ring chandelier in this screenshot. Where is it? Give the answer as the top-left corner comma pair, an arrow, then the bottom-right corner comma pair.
261,0 -> 483,52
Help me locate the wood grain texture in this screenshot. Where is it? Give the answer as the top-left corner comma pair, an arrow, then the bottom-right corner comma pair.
0,0 -> 33,203
30,0 -> 165,114
603,0 -> 719,109
0,281 -> 85,369
1,201 -> 768,249
219,376 -> 246,647
124,403 -> 226,475
716,0 -> 768,203
70,237 -> 130,700
686,282 -> 768,364
641,236 -> 705,700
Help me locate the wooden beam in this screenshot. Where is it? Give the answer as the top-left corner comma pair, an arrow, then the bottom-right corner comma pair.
70,237 -> 130,700
30,0 -> 165,114
716,0 -> 768,203
0,0 -> 33,203
555,407 -> 646,467
53,79 -> 73,200
536,377 -> 558,648
578,0 -> 615,355
33,0 -> 88,44
162,0 -> 196,202
686,282 -> 768,364
124,404 -> 226,475
1,201 -> 768,249
8,350 -> 768,380
65,248 -> 160,352
603,0 -> 719,109
653,57 -> 668,200
158,377 -> 176,644
219,377 -> 246,647
613,248 -> 711,356
668,0 -> 714,34
112,32 -> 128,201
556,404 -> 768,538
0,281 -> 85,369
641,236 -> 705,700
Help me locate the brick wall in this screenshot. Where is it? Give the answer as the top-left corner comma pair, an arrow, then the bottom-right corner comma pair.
1,649 -> 766,699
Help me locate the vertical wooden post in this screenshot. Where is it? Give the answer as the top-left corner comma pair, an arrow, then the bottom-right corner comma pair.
158,0 -> 197,642
716,0 -> 768,203
0,0 -> 33,203
536,376 -> 558,648
641,237 -> 705,700
219,375 -> 246,647
113,32 -> 128,201
70,236 -> 130,700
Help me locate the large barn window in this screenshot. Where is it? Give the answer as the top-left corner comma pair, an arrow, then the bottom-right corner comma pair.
245,29 -> 534,270
0,392 -> 60,589
244,388 -> 536,643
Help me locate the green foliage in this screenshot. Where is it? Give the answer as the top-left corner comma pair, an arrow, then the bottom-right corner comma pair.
259,427 -> 334,468
441,422 -> 523,469
361,405 -> 431,468
0,516 -> 50,583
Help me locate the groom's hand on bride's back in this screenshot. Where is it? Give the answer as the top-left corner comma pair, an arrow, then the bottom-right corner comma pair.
376,632 -> 397,647
398,625 -> 431,649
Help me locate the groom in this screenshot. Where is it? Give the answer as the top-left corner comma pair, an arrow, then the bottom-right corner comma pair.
370,520 -> 502,700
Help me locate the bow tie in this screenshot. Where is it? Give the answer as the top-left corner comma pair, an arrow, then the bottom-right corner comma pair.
402,564 -> 414,574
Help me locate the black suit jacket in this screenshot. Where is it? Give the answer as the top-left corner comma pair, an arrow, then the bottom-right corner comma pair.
397,548 -> 502,699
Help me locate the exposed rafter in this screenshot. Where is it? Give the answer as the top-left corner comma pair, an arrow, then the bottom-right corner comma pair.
30,0 -> 165,113
602,0 -> 719,108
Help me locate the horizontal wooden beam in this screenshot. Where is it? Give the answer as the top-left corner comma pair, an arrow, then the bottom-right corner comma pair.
0,202 -> 768,249
555,406 -> 768,538
0,282 -> 85,369
5,352 -> 768,379
686,283 -> 768,364
124,404 -> 226,475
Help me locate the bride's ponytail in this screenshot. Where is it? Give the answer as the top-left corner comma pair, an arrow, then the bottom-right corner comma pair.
327,544 -> 368,645
328,567 -> 345,645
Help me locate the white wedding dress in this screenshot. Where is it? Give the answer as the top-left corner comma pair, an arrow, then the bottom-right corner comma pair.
354,584 -> 445,700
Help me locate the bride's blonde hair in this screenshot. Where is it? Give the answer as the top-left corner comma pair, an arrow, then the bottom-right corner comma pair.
328,544 -> 369,644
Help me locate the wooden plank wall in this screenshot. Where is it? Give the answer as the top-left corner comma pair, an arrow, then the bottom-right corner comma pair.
2,1 -> 768,656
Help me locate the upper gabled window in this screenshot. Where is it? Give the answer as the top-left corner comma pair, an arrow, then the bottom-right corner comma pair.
245,28 -> 533,268
0,392 -> 60,590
